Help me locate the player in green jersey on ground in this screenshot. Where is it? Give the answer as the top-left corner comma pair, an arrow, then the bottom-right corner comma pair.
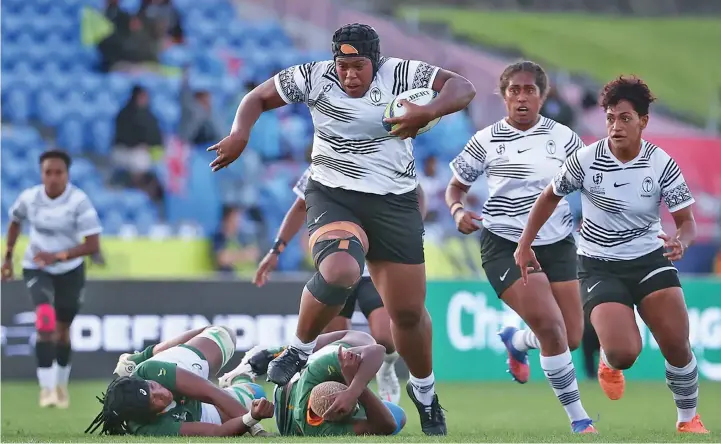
229,330 -> 406,436
85,325 -> 274,437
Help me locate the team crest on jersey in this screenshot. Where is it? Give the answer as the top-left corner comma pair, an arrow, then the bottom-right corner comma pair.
591,172 -> 605,195
192,363 -> 202,372
640,176 -> 655,197
323,83 -> 333,93
545,140 -> 556,155
497,144 -> 506,155
369,87 -> 382,104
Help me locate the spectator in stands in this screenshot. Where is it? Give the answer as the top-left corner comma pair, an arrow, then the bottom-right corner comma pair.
112,85 -> 164,203
540,86 -> 576,129
211,205 -> 260,275
179,70 -> 224,146
138,0 -> 184,45
98,0 -> 160,72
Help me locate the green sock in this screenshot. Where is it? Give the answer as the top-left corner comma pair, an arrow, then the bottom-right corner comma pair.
231,374 -> 254,385
129,345 -> 156,364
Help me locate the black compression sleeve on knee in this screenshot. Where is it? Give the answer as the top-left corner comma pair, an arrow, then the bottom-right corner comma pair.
36,341 -> 56,368
56,343 -> 72,367
306,272 -> 357,306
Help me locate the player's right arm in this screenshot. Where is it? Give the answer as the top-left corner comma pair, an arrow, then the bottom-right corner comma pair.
253,168 -> 311,287
2,189 -> 31,281
351,388 -> 397,435
446,131 -> 486,234
210,63 -> 320,171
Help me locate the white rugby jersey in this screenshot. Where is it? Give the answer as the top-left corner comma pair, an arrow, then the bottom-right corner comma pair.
9,184 -> 102,274
450,116 -> 584,245
552,138 -> 695,260
293,167 -> 370,278
274,57 -> 439,195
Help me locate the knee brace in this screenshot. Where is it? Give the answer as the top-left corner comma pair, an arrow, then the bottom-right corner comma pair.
35,303 -> 56,333
307,272 -> 357,306
312,236 -> 366,272
199,326 -> 236,368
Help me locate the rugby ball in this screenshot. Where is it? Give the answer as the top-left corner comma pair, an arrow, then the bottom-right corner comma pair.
383,87 -> 441,135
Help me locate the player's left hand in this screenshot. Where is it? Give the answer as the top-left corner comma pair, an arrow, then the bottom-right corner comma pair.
338,345 -> 361,384
250,397 -> 275,420
513,244 -> 541,285
659,233 -> 686,261
323,388 -> 359,421
33,251 -> 58,267
383,100 -> 435,140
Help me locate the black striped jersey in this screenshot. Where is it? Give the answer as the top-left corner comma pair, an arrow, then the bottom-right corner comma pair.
293,167 -> 370,278
450,116 -> 584,245
8,184 -> 102,274
274,57 -> 439,195
552,138 -> 695,260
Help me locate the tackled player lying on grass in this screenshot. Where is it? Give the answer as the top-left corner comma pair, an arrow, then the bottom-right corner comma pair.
85,325 -> 274,437
233,330 -> 406,436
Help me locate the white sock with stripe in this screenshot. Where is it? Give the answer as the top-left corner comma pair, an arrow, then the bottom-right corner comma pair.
511,329 -> 541,352
541,349 -> 589,423
665,354 -> 699,424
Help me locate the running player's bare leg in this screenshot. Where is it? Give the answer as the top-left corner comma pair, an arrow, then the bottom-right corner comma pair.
366,261 -> 443,433
550,280 -> 584,351
502,273 -> 592,430
267,224 -> 368,386
322,315 -> 352,333
367,306 -> 400,403
54,321 -> 72,408
638,288 -> 709,433
589,302 -> 641,400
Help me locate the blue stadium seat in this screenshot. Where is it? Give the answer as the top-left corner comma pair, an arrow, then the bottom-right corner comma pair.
160,45 -> 192,68
57,119 -> 86,154
4,90 -> 31,124
102,209 -> 126,236
106,73 -> 132,102
151,98 -> 180,133
88,119 -> 114,155
69,157 -> 96,181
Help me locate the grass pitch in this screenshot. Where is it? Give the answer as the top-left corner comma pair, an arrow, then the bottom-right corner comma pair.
2,379 -> 719,442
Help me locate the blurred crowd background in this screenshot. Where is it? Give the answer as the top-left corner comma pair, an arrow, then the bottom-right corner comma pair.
2,0 -> 720,279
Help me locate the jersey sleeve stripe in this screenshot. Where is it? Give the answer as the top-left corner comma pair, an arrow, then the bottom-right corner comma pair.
463,137 -> 486,164
450,156 -> 481,186
392,60 -> 410,95
566,152 -> 584,183
299,62 -> 315,97
659,158 -> 682,190
564,133 -> 584,156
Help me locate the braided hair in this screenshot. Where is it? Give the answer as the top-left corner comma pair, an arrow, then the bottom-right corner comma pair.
331,23 -> 381,76
85,376 -> 153,435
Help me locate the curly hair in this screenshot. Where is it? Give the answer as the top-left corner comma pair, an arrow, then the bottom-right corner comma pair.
599,75 -> 656,116
499,61 -> 548,97
39,149 -> 71,169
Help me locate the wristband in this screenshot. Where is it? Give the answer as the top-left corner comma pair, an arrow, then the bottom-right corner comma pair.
450,202 -> 464,217
270,238 -> 286,255
249,424 -> 265,436
242,412 -> 259,427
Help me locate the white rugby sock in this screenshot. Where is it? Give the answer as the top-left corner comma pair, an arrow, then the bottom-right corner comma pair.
56,364 -> 71,387
541,349 -> 590,423
409,371 -> 436,406
383,351 -> 399,365
289,335 -> 316,355
37,367 -> 56,390
600,348 -> 618,370
665,354 -> 699,424
511,329 -> 541,352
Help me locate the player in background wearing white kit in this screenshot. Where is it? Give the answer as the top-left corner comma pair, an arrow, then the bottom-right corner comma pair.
2,150 -> 102,409
87,326 -> 273,436
208,23 -> 474,435
516,75 -> 709,434
253,167 -> 428,404
445,61 -> 596,434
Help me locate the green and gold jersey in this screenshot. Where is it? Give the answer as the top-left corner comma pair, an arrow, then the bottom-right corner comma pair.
279,341 -> 366,436
127,358 -> 203,436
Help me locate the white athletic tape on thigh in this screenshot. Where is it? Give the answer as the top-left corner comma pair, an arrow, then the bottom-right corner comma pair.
199,326 -> 236,367
639,266 -> 677,284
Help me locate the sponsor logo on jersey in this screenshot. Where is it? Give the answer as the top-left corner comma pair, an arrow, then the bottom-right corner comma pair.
591,172 -> 605,195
